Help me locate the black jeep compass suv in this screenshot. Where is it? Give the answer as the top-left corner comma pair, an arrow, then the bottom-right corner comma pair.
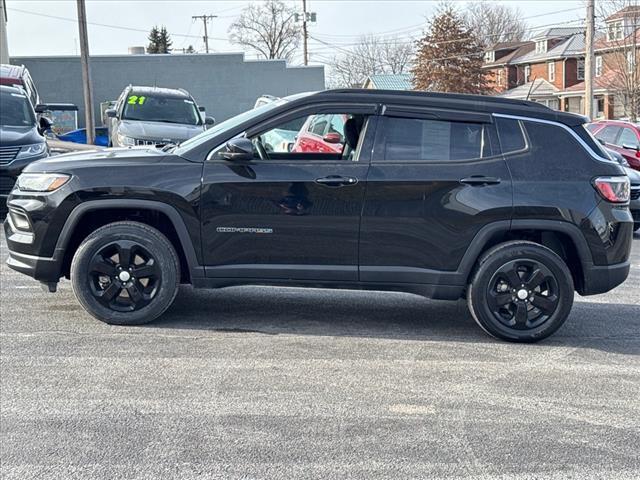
3,90 -> 634,342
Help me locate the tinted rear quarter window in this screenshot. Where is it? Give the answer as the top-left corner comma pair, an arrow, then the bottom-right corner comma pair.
380,116 -> 486,162
495,118 -> 526,154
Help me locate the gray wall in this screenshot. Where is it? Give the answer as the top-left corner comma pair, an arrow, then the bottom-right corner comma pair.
10,53 -> 325,127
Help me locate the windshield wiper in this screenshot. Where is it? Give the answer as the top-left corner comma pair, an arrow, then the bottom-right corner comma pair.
161,142 -> 177,152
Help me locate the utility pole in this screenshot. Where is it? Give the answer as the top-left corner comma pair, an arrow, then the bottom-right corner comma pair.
302,0 -> 308,65
192,15 -> 217,54
584,0 -> 595,119
76,0 -> 95,145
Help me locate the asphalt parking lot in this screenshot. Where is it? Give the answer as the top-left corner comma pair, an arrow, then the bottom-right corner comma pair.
1,228 -> 639,480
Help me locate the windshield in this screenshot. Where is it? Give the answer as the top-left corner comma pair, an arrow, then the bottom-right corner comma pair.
0,90 -> 36,127
174,92 -> 315,156
122,94 -> 201,125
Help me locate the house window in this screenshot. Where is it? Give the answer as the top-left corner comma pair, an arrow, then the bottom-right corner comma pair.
548,61 -> 555,82
484,51 -> 495,63
595,56 -> 603,77
627,50 -> 636,73
597,97 -> 605,118
497,69 -> 504,86
607,21 -> 623,41
536,40 -> 547,54
524,65 -> 531,82
577,59 -> 585,80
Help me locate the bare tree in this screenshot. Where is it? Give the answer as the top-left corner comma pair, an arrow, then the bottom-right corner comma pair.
228,0 -> 300,61
596,0 -> 640,120
463,1 -> 528,47
328,35 -> 415,88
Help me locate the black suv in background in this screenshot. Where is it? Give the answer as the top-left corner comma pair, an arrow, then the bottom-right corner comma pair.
0,85 -> 51,210
3,90 -> 634,342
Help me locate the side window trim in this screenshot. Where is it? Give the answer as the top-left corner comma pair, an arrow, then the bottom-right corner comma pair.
383,105 -> 493,124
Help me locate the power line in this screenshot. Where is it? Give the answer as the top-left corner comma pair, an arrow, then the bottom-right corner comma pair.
7,6 -> 228,40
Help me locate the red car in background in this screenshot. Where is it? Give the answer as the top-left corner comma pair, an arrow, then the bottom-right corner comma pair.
587,120 -> 640,171
291,114 -> 346,153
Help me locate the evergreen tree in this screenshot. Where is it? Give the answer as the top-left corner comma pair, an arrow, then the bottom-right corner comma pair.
158,26 -> 173,53
412,5 -> 489,94
147,26 -> 161,54
147,25 -> 172,54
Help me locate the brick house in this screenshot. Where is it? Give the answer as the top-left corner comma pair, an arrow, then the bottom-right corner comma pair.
482,7 -> 640,119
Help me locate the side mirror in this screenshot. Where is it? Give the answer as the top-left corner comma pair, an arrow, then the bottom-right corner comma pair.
38,116 -> 53,134
596,138 -> 606,146
205,116 -> 215,126
219,137 -> 254,162
622,143 -> 640,152
105,108 -> 118,118
198,106 -> 206,112
322,132 -> 343,144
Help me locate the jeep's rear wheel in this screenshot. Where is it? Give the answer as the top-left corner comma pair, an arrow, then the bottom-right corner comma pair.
467,241 -> 574,342
71,221 -> 179,325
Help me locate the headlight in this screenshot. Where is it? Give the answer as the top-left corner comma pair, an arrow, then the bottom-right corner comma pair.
117,132 -> 136,146
17,173 -> 70,192
16,143 -> 47,159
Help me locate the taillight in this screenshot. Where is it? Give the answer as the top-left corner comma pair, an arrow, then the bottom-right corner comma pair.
593,176 -> 630,203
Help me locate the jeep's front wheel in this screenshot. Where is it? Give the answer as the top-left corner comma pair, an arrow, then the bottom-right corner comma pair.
70,221 -> 180,325
467,241 -> 574,342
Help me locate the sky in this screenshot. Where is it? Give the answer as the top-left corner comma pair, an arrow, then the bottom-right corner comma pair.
5,0 -> 587,67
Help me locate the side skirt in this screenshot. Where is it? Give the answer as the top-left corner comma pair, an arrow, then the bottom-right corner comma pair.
192,277 -> 464,300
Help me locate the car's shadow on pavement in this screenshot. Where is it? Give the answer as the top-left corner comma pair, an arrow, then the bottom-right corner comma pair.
149,284 -> 640,354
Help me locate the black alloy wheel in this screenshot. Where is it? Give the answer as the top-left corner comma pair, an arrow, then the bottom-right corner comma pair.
88,240 -> 161,312
71,221 -> 179,325
486,259 -> 559,330
467,241 -> 574,342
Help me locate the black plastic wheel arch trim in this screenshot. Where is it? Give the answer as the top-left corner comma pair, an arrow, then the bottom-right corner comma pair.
53,199 -> 204,280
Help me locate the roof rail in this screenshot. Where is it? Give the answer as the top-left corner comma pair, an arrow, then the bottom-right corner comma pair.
318,88 -> 550,110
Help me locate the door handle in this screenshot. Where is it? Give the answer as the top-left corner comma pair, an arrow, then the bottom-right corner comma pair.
315,175 -> 358,187
460,176 -> 501,186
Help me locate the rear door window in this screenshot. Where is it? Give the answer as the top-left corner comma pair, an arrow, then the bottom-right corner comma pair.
378,116 -> 487,162
595,125 -> 622,145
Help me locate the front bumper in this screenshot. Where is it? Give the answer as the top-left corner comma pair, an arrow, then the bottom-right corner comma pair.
4,214 -> 64,284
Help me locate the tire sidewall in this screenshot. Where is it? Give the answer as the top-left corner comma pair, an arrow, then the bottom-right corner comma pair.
71,223 -> 179,325
469,243 -> 574,342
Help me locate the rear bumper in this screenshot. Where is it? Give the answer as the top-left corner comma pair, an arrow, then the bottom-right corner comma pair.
580,260 -> 630,295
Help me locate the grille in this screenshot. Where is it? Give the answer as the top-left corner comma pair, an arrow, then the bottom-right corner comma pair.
0,146 -> 20,165
631,187 -> 640,201
0,176 -> 16,195
133,138 -> 170,147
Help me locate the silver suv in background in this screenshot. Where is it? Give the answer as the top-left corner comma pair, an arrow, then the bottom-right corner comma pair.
106,86 -> 214,148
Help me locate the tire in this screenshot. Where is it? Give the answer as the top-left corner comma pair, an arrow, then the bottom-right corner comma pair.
467,241 -> 574,342
70,221 -> 180,325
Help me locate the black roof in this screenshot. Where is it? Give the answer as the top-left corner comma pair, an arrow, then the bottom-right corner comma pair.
305,89 -> 586,126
